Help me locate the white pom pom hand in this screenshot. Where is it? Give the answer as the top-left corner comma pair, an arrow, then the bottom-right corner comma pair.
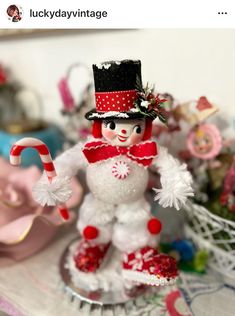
32,174 -> 73,207
153,146 -> 194,210
153,178 -> 194,210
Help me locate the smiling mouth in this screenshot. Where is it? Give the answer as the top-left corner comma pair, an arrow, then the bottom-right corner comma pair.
118,135 -> 128,142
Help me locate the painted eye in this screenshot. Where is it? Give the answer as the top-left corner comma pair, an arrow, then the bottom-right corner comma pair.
107,121 -> 116,130
133,125 -> 142,134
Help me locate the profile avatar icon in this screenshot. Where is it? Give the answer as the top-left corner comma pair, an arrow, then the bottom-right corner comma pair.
7,4 -> 22,22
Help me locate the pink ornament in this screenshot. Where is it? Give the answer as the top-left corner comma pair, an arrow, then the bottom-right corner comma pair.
187,123 -> 222,160
220,161 -> 235,211
58,77 -> 75,112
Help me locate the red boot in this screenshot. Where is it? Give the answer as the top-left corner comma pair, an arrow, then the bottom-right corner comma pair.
73,239 -> 110,273
122,246 -> 178,286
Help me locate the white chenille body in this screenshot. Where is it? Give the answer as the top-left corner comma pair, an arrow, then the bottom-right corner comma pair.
86,156 -> 148,204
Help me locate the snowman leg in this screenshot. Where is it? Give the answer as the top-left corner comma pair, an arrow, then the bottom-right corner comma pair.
112,197 -> 178,286
73,193 -> 116,273
112,197 -> 161,253
76,192 -> 115,245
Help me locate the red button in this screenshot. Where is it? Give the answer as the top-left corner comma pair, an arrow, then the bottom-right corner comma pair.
83,226 -> 99,240
147,218 -> 162,235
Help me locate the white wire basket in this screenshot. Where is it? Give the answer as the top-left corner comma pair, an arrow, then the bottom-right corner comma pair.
184,202 -> 235,281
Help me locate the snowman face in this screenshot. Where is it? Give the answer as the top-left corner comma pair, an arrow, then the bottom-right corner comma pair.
102,119 -> 146,146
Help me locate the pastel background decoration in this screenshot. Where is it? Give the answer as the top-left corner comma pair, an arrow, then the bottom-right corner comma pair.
0,29 -> 235,316
0,29 -> 234,135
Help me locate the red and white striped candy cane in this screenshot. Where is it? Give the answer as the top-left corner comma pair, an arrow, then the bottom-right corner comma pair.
10,137 -> 70,220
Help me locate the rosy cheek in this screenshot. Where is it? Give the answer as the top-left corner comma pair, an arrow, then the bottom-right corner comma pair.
195,144 -> 203,152
103,129 -> 116,140
205,143 -> 213,152
130,134 -> 143,145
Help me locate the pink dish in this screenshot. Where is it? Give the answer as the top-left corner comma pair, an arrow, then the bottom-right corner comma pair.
0,157 -> 83,265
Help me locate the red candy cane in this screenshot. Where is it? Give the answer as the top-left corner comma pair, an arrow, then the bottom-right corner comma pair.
10,137 -> 70,220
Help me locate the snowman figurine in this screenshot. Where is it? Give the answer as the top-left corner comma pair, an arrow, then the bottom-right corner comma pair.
33,60 -> 193,287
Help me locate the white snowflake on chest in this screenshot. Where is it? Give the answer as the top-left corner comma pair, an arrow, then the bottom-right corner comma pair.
112,161 -> 130,180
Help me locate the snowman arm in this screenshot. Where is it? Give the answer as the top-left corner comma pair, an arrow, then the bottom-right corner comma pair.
151,145 -> 194,210
53,141 -> 88,177
32,141 -> 87,207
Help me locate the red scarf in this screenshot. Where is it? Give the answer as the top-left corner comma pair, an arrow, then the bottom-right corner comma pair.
83,140 -> 157,167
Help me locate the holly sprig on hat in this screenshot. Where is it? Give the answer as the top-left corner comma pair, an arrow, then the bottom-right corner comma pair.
134,76 -> 168,123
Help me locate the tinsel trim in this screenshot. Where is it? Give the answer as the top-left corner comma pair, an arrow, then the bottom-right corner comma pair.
122,269 -> 177,286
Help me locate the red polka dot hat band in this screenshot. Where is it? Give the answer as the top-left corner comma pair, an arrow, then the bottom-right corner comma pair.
85,59 -> 146,120
95,90 -> 137,113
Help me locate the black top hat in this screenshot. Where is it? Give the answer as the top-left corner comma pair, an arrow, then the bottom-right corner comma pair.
93,59 -> 142,92
85,59 -> 166,121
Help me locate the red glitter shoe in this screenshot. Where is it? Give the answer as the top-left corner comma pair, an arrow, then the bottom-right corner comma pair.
73,239 -> 110,273
122,246 -> 178,286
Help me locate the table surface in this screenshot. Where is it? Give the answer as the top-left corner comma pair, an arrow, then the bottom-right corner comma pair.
1,226 -> 235,316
